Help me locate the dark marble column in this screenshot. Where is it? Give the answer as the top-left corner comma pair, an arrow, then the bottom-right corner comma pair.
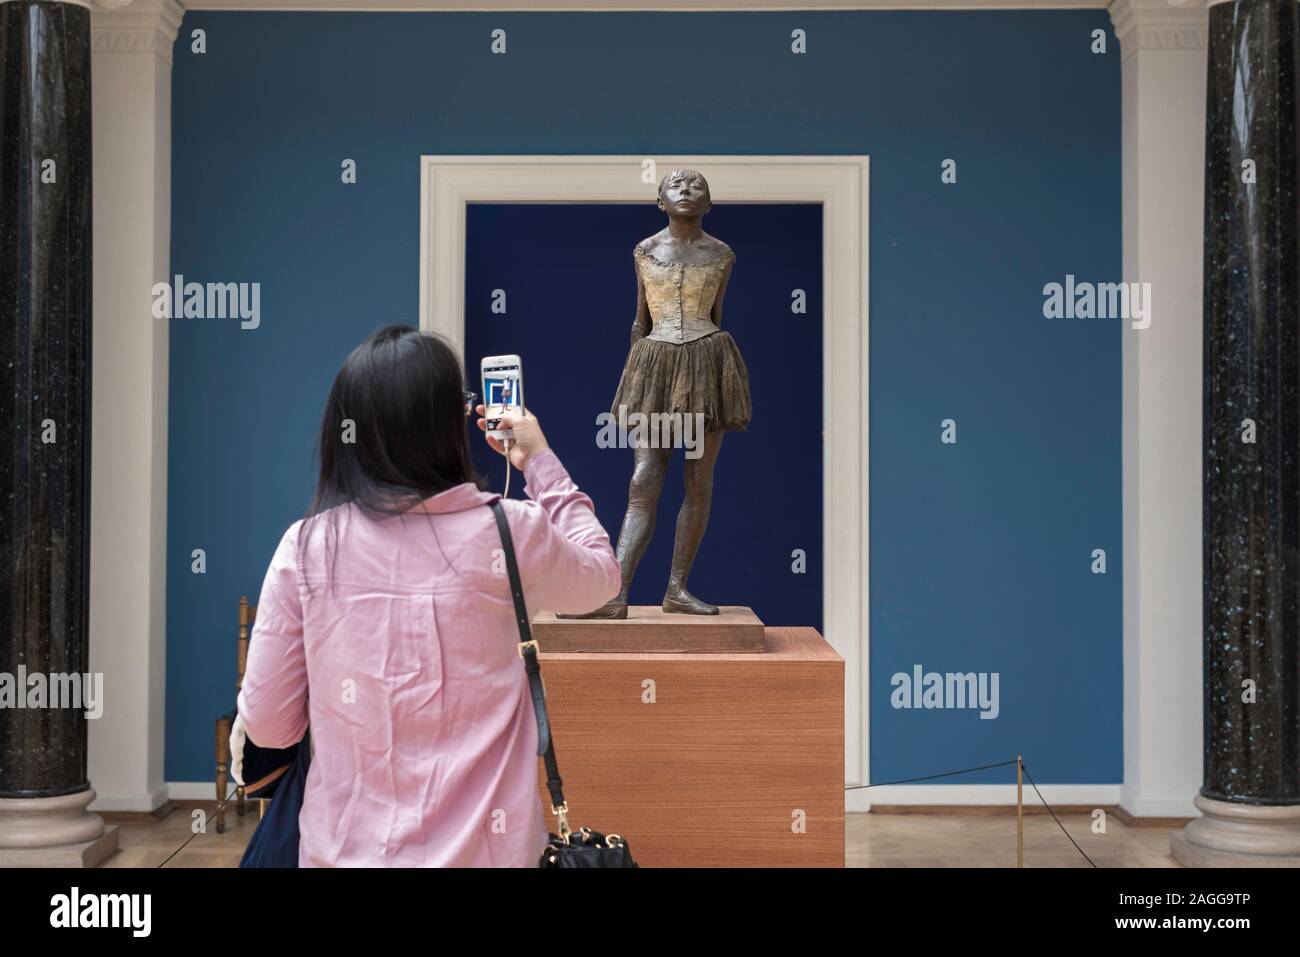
0,1 -> 108,863
1176,0 -> 1300,865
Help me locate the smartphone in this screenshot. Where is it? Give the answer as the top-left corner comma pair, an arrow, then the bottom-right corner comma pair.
481,354 -> 524,441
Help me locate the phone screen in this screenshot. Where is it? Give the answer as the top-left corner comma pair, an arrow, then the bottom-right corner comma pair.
482,362 -> 523,432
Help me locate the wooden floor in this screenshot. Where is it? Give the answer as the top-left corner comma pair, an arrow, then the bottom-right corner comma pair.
103,804 -> 263,868
848,811 -> 1180,868
101,806 -> 1182,868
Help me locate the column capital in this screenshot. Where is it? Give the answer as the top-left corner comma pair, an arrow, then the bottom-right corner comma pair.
1109,0 -> 1211,58
90,0 -> 184,66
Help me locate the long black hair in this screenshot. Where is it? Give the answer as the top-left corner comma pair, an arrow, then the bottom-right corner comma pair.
298,324 -> 479,583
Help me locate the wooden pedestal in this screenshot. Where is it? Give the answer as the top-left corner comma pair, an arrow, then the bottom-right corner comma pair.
533,604 -> 766,653
537,626 -> 844,867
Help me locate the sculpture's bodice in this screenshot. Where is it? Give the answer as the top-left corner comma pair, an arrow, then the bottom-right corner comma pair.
635,245 -> 735,344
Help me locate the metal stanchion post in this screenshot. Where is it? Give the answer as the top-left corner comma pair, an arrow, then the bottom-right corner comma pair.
1016,755 -> 1024,868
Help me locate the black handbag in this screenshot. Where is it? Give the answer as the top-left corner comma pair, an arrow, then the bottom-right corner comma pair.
487,500 -> 638,869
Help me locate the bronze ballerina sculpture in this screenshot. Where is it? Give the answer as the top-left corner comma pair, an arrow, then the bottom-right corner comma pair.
560,169 -> 752,619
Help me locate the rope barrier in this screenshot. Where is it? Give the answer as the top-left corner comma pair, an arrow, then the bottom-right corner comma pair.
158,784 -> 240,868
845,759 -> 1020,789
846,755 -> 1098,868
1021,760 -> 1097,868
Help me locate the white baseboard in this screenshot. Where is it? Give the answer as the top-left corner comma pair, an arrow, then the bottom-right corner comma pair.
171,781 -> 1130,813
88,784 -> 170,813
846,784 -> 1121,813
1118,784 -> 1199,819
166,781 -> 227,801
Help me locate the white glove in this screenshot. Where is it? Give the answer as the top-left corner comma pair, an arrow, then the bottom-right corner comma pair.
229,713 -> 248,787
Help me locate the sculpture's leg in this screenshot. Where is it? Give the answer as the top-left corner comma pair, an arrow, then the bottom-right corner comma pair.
556,442 -> 670,618
663,429 -> 724,615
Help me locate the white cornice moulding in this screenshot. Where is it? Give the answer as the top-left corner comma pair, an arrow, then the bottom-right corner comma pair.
90,0 -> 185,66
1108,0 -> 1210,59
0,0 -> 134,7
173,0 -> 1107,11
1,0 -> 1122,19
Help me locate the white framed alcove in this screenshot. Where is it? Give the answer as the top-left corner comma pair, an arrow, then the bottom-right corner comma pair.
419,155 -> 870,791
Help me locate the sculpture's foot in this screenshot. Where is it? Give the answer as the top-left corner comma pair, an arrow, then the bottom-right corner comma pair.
662,587 -> 719,616
556,599 -> 628,620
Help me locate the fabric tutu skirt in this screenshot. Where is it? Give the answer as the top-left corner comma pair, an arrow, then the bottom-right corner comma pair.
609,331 -> 752,433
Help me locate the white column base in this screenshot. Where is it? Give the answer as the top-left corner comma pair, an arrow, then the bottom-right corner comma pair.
0,789 -> 119,867
1172,794 -> 1300,867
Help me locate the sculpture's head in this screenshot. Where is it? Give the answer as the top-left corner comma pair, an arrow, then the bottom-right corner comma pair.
657,168 -> 712,218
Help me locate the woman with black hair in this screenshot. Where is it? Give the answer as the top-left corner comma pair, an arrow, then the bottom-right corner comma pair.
236,325 -> 620,866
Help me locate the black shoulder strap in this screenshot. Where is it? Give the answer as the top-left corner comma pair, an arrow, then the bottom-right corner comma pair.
487,500 -> 566,816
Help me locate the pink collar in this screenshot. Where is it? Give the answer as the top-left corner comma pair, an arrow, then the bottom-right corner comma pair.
407,482 -> 500,515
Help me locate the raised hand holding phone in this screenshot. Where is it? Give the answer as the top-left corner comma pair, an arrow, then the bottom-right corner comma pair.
475,404 -> 549,472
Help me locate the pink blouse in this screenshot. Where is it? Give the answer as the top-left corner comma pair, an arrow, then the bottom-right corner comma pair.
237,447 -> 621,867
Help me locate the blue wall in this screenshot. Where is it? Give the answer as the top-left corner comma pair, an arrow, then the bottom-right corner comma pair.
167,10 -> 1121,785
